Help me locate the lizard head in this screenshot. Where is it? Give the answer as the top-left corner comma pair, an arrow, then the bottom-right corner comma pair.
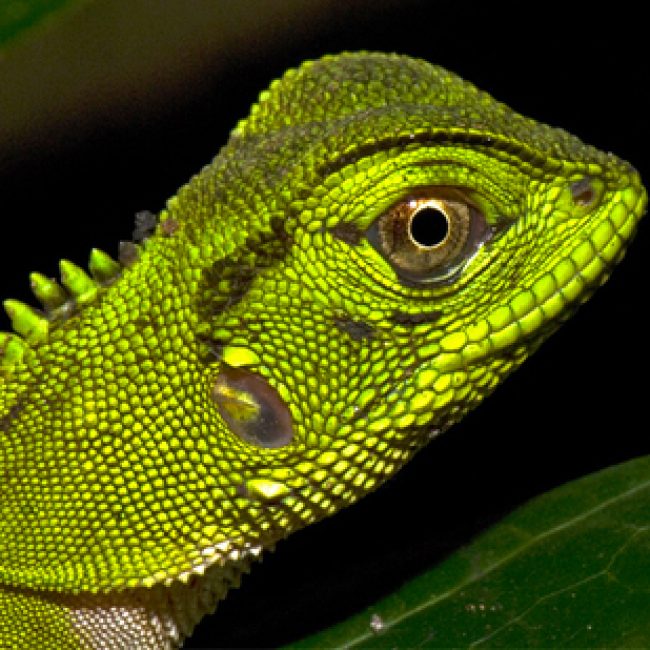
0,53 -> 645,594
171,53 -> 646,575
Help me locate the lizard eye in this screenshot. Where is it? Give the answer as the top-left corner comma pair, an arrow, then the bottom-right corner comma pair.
366,190 -> 491,284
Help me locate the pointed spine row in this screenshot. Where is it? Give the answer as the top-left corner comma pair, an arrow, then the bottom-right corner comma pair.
1,248 -> 123,370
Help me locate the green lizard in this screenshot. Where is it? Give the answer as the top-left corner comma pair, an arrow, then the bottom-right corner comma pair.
0,52 -> 645,648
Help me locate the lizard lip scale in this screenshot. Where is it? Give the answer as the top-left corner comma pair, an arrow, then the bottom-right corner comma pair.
487,175 -> 643,352
0,52 -> 646,648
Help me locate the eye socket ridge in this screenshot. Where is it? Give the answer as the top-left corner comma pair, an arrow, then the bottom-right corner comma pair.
366,188 -> 491,285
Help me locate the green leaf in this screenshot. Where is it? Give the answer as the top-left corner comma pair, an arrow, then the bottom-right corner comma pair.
288,455 -> 650,648
0,0 -> 84,50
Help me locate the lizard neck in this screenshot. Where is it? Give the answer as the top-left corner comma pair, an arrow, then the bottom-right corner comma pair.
68,555 -> 256,649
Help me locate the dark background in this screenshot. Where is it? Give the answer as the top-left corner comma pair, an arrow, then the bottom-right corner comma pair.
1,2 -> 647,647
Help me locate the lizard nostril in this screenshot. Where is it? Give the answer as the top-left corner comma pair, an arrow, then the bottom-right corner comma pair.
211,365 -> 294,449
570,177 -> 596,207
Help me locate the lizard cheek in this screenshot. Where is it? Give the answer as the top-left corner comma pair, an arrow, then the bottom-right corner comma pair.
211,366 -> 294,449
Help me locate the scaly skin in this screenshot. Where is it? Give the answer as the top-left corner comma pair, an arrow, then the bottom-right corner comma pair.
0,53 -> 646,648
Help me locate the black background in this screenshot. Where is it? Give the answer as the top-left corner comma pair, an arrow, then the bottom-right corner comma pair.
1,2 -> 648,648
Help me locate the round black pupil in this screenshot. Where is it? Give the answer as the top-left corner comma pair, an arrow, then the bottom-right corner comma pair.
410,206 -> 449,247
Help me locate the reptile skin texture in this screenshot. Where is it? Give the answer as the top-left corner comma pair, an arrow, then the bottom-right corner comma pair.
0,53 -> 646,648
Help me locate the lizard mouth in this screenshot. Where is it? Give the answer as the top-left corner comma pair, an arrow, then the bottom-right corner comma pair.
433,174 -> 647,375
497,177 -> 645,348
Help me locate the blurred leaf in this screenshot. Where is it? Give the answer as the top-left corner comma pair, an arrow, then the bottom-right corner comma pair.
0,0 -> 85,49
288,455 -> 650,648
